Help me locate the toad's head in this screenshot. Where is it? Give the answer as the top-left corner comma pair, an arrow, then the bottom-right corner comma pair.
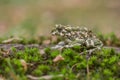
51,24 -> 67,37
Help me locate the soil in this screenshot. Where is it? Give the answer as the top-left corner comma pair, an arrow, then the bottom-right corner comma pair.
0,44 -> 120,53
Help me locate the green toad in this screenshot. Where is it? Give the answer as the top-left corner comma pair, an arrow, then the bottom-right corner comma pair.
51,24 -> 103,53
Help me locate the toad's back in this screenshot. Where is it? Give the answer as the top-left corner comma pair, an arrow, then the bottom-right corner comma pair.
52,24 -> 96,41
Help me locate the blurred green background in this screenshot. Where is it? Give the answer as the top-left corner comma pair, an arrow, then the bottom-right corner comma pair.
0,0 -> 120,37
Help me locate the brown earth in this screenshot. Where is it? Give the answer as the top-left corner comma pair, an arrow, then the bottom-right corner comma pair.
0,44 -> 120,57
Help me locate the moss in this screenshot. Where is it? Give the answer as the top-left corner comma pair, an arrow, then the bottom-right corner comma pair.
14,48 -> 42,62
32,65 -> 50,76
97,32 -> 120,46
0,46 -> 120,79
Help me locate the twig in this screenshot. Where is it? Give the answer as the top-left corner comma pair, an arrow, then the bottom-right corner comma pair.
86,61 -> 90,80
27,74 -> 63,80
70,63 -> 79,72
104,46 -> 120,53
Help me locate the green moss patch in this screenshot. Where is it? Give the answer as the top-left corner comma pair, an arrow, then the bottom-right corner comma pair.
0,47 -> 120,80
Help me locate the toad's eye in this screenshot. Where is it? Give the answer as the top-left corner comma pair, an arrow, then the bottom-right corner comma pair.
57,28 -> 63,32
55,27 -> 63,31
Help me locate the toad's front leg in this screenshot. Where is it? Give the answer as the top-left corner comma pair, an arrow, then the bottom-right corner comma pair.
51,41 -> 66,50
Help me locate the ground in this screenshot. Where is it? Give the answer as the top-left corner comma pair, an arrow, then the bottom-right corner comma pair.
0,33 -> 120,80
